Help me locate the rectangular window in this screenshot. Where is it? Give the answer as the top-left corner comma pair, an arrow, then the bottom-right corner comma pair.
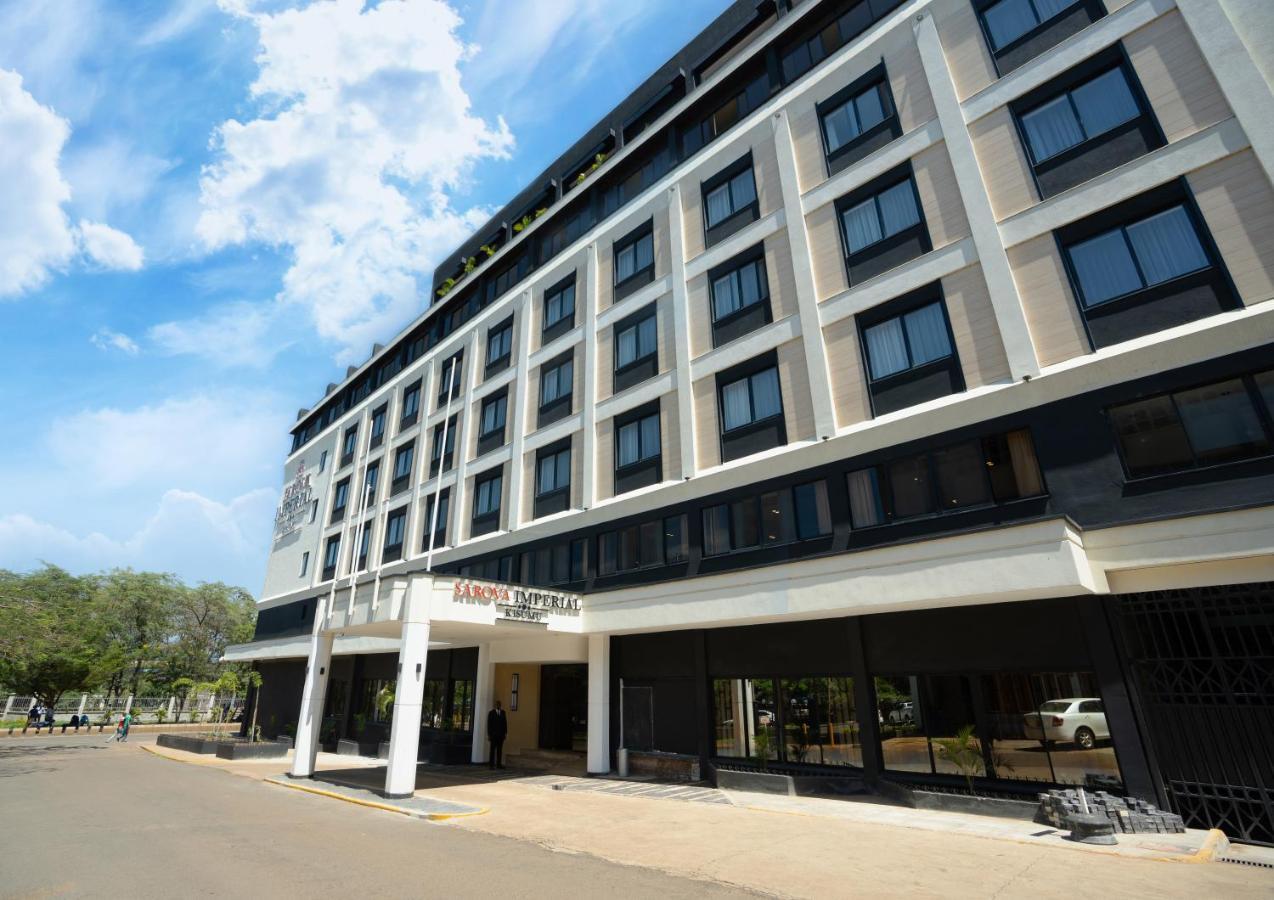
401,382 -> 421,426
543,277 -> 576,336
391,443 -> 414,494
363,460 -> 380,506
617,412 -> 661,469
479,392 -> 507,439
860,298 -> 957,400
683,72 -> 768,155
820,72 -> 895,174
540,356 -> 573,408
779,1 -> 880,84
847,429 -> 1044,528
720,366 -> 783,432
1109,373 -> 1274,478
982,0 -> 1081,52
437,352 -> 463,404
614,226 -> 654,287
318,450 -> 327,473
536,446 -> 571,498
598,513 -> 688,575
840,178 -> 922,256
383,506 -> 407,562
322,535 -> 340,580
702,482 -> 830,556
341,426 -> 358,465
703,157 -> 759,245
1019,67 -> 1140,165
369,404 -> 386,448
356,522 -> 372,570
711,255 -> 767,323
430,416 -> 457,475
473,471 -> 502,520
421,490 -> 449,550
486,318 -> 513,374
299,551 -> 309,577
331,478 -> 350,523
616,311 -> 657,370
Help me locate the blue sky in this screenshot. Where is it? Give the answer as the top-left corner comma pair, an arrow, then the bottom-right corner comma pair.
0,0 -> 727,591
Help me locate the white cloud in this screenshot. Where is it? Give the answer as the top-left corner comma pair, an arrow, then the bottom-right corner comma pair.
77,219 -> 145,270
90,327 -> 140,356
149,301 -> 287,368
197,0 -> 513,362
0,68 -> 145,297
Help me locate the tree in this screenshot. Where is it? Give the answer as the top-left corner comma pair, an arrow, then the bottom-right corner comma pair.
157,582 -> 256,689
96,569 -> 184,698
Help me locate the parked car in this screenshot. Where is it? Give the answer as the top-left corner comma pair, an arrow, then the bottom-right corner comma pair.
887,701 -> 914,725
1023,698 -> 1109,749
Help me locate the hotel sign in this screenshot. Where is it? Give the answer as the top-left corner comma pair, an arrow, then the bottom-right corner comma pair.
453,580 -> 582,624
273,462 -> 314,540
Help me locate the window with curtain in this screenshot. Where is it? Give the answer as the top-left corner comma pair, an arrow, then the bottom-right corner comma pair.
323,535 -> 341,576
704,165 -> 758,230
382,507 -> 407,558
1066,205 -> 1211,307
363,461 -> 379,503
711,257 -> 768,321
720,366 -> 783,432
479,393 -> 506,438
421,491 -> 449,549
614,229 -> 654,284
840,178 -> 922,255
1019,67 -> 1140,164
544,280 -> 575,331
401,383 -> 420,421
822,80 -> 888,155
1108,373 -> 1273,477
430,416 -> 457,470
437,353 -> 463,402
981,0 -> 1080,51
616,313 -> 657,368
847,429 -> 1045,527
536,447 -> 571,497
473,472 -> 502,518
486,320 -> 512,366
392,444 -> 414,481
540,357 -> 574,407
617,412 -> 661,468
598,514 -> 687,575
370,405 -> 386,443
701,481 -> 831,556
332,478 -> 349,518
861,301 -> 953,381
356,522 -> 372,568
342,427 -> 358,460
779,1 -> 875,84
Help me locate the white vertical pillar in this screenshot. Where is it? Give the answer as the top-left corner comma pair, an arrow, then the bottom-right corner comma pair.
506,290 -> 533,528
77,694 -> 88,716
667,185 -> 698,480
384,582 -> 431,798
587,634 -> 611,775
166,696 -> 176,720
3,696 -> 14,719
470,643 -> 494,764
124,694 -> 134,714
913,11 -> 1040,382
290,630 -> 334,778
580,242 -> 599,509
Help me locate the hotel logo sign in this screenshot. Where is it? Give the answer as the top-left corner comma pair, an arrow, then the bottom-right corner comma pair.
453,579 -> 582,624
273,462 -> 314,540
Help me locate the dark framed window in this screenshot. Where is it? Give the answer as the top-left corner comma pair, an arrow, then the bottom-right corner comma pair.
534,442 -> 572,518
778,0 -> 903,85
528,539 -> 587,586
318,450 -> 327,473
369,404 -> 387,449
614,403 -> 662,495
543,274 -> 577,343
362,460 -> 380,507
710,245 -> 771,348
682,71 -> 769,156
975,0 -> 1104,75
702,154 -> 759,247
477,390 -> 507,456
391,441 -> 414,495
717,352 -> 786,462
382,506 -> 407,563
1012,51 -> 1163,198
858,286 -> 963,416
330,477 -> 350,524
702,481 -> 832,556
1108,372 -> 1274,479
341,426 -> 358,467
400,381 -> 421,429
437,351 -> 463,405
430,415 -> 457,476
1057,181 -> 1237,349
485,317 -> 513,376
322,534 -> 341,580
847,429 -> 1045,527
836,165 -> 929,285
819,64 -> 900,175
613,221 -> 655,301
613,305 -> 658,393
599,514 -> 689,576
472,468 -> 503,535
538,351 -> 574,427
356,521 -> 372,570
421,489 -> 450,551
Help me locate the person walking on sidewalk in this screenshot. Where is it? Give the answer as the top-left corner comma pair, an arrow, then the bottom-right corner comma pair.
119,711 -> 132,742
487,700 -> 508,770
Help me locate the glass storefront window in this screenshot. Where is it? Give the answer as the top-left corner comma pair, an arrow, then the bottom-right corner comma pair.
358,679 -> 394,726
451,679 -> 474,732
924,674 -> 985,780
780,677 -> 861,767
1027,672 -> 1122,790
712,677 -> 778,761
421,680 -> 447,730
877,675 -> 929,773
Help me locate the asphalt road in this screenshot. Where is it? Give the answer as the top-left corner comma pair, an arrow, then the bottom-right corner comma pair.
0,734 -> 758,899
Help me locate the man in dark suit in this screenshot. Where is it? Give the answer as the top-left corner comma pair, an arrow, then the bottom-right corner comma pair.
486,700 -> 508,769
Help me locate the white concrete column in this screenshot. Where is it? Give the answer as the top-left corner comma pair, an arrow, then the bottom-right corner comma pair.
580,242 -> 599,508
290,630 -> 334,778
470,643 -> 494,764
913,12 -> 1041,382
166,696 -> 176,720
506,290 -> 534,527
77,694 -> 87,716
124,694 -> 134,714
3,696 -> 14,719
384,583 -> 431,798
771,109 -> 838,440
666,185 -> 698,480
587,634 -> 611,775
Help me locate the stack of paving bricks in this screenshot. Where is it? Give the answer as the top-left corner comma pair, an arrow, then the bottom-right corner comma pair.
1036,789 -> 1186,835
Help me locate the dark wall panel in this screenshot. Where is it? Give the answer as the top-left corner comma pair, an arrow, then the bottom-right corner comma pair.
707,619 -> 853,676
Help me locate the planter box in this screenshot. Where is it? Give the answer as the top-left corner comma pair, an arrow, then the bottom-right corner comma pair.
156,733 -> 221,755
712,767 -> 795,796
336,739 -> 362,756
627,750 -> 700,782
214,740 -> 289,760
876,780 -> 1038,820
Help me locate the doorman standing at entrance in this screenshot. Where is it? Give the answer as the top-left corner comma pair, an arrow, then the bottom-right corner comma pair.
487,700 -> 508,769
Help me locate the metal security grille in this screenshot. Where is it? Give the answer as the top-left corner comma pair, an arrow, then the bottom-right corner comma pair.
1115,583 -> 1274,846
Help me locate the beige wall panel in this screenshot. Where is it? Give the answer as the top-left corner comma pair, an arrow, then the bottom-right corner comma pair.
941,264 -> 1012,388
777,339 -> 816,442
661,393 -> 681,479
595,418 -> 614,501
520,453 -> 535,527
463,472 -> 477,539
598,240 -> 615,311
692,376 -> 721,471
493,663 -> 539,755
1188,150 -> 1274,307
654,206 -> 672,281
1007,234 -> 1089,367
913,142 -> 970,249
969,107 -> 1039,221
657,293 -> 675,374
935,0 -> 998,101
822,316 -> 871,429
687,272 -> 712,357
890,40 -> 937,134
498,460 -> 510,532
682,176 -> 706,262
570,432 -> 583,510
766,233 -> 800,322
807,202 -> 848,301
1125,11 -> 1232,144
595,329 -> 614,402
790,100 -> 827,194
754,133 -> 783,218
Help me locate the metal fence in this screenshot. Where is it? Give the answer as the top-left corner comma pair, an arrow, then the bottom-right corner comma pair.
3,692 -> 244,726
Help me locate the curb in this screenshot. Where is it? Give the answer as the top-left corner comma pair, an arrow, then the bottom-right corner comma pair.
1165,828 -> 1230,865
140,743 -> 238,769
263,776 -> 489,822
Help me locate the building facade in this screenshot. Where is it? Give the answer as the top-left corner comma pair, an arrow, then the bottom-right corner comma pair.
226,0 -> 1274,845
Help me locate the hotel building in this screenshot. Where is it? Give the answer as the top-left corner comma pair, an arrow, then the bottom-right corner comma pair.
225,0 -> 1274,845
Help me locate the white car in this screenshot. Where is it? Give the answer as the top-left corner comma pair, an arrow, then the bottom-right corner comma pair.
887,701 -> 915,725
1023,698 -> 1109,750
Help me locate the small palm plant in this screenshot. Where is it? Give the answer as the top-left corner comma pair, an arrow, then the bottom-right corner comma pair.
933,724 -> 984,794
